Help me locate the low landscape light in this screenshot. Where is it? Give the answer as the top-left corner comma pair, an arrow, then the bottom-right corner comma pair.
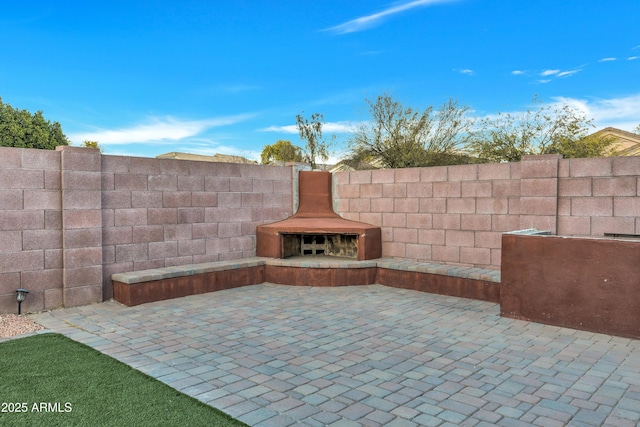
16,288 -> 29,315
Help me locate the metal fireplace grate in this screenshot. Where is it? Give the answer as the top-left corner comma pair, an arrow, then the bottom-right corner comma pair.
282,233 -> 358,258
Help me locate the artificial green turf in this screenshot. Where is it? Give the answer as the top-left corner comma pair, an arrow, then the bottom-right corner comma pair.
0,333 -> 248,427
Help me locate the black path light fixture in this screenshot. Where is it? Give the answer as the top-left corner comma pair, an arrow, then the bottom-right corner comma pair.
16,288 -> 29,315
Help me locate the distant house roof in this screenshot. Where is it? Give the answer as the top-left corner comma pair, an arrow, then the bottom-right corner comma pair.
590,127 -> 640,156
328,157 -> 384,173
156,152 -> 258,164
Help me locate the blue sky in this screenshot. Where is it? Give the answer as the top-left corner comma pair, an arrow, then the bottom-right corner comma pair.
2,0 -> 639,162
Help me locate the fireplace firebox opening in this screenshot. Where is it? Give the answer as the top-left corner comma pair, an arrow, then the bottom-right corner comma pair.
282,233 -> 358,258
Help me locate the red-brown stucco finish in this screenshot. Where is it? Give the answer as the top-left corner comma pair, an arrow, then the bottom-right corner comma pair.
501,234 -> 640,339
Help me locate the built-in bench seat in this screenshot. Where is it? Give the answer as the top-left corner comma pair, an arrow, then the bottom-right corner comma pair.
376,258 -> 500,283
375,258 -> 500,303
112,257 -> 500,306
112,258 -> 266,285
112,258 -> 266,307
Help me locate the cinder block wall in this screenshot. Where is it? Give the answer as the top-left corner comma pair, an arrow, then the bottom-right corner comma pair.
2,147 -> 639,313
100,155 -> 293,300
0,147 -> 64,313
0,146 -> 293,314
335,154 -> 640,270
557,156 -> 640,236
334,162 -> 521,269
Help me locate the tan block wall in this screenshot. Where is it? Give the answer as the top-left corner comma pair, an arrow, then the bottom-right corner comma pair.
557,156 -> 640,236
100,155 -> 293,299
0,148 -> 63,313
335,155 -> 640,270
58,146 -> 104,308
335,162 -> 522,269
0,146 -> 293,313
2,147 -> 639,313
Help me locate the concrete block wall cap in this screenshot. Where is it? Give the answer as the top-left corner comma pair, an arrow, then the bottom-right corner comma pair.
432,265 -> 456,275
188,262 -> 224,273
522,154 -> 563,160
154,267 -> 193,279
114,268 -> 171,283
374,258 -> 499,282
447,266 -> 475,278
198,259 -> 266,271
112,269 -> 167,284
421,263 -> 447,271
421,265 -> 443,275
138,269 -> 168,280
219,257 -> 266,267
111,258 -> 268,284
465,268 -> 493,280
412,263 -> 440,274
214,260 -> 236,268
190,264 -> 222,274
480,272 -> 501,282
263,258 -> 287,267
244,257 -> 269,264
376,259 -> 412,270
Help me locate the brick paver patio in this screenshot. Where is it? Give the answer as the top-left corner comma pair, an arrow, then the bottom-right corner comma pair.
31,284 -> 640,426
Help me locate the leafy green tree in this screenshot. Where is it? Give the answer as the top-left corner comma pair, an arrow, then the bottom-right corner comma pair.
544,133 -> 617,158
0,97 -> 70,149
347,93 -> 475,169
82,140 -> 103,152
295,112 -> 333,169
337,149 -> 381,171
634,123 -> 640,135
467,97 -> 616,162
260,139 -> 304,164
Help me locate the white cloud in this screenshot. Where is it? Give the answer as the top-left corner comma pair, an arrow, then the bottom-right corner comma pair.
552,93 -> 640,131
261,124 -> 298,134
323,122 -> 358,133
628,56 -> 639,61
511,70 -> 525,75
261,121 -> 357,134
472,93 -> 640,133
324,0 -> 457,34
458,69 -> 474,75
598,57 -> 617,62
68,114 -> 254,145
537,68 -> 581,80
556,69 -> 581,77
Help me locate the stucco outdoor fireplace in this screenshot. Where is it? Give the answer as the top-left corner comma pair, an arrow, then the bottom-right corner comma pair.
256,171 -> 381,260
